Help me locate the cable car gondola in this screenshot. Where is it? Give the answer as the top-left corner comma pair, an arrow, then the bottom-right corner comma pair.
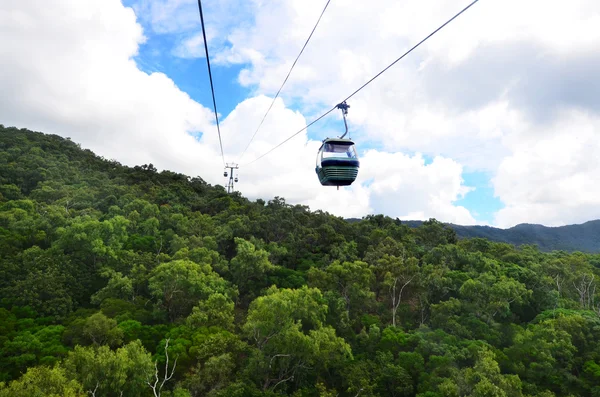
315,102 -> 359,188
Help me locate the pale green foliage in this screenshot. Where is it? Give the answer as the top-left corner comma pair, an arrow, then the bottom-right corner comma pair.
459,274 -> 531,324
244,286 -> 328,344
308,260 -> 374,316
187,292 -> 235,330
244,286 -> 352,391
230,238 -> 276,300
64,340 -> 153,397
169,387 -> 193,397
0,365 -> 84,397
56,215 -> 129,260
462,348 -> 523,397
82,312 -> 124,347
148,259 -> 232,320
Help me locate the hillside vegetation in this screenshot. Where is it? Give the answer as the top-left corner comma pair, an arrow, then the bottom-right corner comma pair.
1,125 -> 600,396
395,221 -> 600,253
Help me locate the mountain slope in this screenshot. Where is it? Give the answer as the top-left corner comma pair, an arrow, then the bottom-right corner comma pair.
396,220 -> 600,253
2,125 -> 600,396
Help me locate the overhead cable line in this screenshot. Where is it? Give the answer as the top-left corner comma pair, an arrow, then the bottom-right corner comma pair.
244,0 -> 481,166
238,0 -> 333,163
197,0 -> 226,167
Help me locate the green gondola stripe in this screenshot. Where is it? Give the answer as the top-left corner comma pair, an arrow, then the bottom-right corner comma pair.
316,166 -> 359,186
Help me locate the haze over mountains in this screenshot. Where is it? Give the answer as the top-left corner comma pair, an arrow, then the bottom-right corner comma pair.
396,220 -> 600,253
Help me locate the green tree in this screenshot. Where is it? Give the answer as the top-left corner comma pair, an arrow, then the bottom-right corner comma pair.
148,259 -> 232,321
82,312 -> 124,347
460,348 -> 523,397
91,268 -> 134,304
64,341 -> 154,396
243,286 -> 352,392
230,238 -> 276,304
308,260 -> 374,321
186,292 -> 235,330
0,365 -> 84,397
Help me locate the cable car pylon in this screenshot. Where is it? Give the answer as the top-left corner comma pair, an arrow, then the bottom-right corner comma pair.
223,163 -> 240,193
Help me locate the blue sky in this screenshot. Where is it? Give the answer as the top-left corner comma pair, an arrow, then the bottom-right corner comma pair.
130,27 -> 250,117
456,172 -> 504,223
2,0 -> 599,228
126,1 -> 507,224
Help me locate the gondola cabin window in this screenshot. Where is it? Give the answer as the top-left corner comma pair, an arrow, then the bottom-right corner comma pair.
322,142 -> 357,159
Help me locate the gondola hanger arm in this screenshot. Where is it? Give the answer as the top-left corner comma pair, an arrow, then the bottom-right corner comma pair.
336,101 -> 350,139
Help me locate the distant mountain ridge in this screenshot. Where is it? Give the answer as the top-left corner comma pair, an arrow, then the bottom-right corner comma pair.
391,219 -> 600,253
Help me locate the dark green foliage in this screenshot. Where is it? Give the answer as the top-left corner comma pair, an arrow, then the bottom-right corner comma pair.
1,126 -> 599,396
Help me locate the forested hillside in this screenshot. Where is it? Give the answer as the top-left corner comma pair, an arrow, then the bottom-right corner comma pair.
2,125 -> 600,396
393,221 -> 600,253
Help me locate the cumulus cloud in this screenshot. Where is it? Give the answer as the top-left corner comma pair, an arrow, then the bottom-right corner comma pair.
131,0 -> 253,58
493,110 -> 600,228
9,0 -> 600,227
0,0 -> 477,225
0,0 -> 220,183
202,0 -> 600,148
153,0 -> 600,227
222,96 -> 475,223
360,151 -> 475,224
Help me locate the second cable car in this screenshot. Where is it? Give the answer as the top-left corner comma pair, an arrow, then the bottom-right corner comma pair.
315,102 -> 359,187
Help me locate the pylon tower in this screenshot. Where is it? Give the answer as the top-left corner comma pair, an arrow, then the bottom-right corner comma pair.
224,163 -> 239,193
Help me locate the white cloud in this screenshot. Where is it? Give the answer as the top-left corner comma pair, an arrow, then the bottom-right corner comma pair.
0,0 -> 221,183
6,0 -> 599,227
0,0 -> 474,225
181,0 -> 599,227
359,151 -> 476,224
132,0 -> 254,58
133,0 -> 199,35
493,110 -> 600,228
207,0 -> 600,142
222,96 -> 474,223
